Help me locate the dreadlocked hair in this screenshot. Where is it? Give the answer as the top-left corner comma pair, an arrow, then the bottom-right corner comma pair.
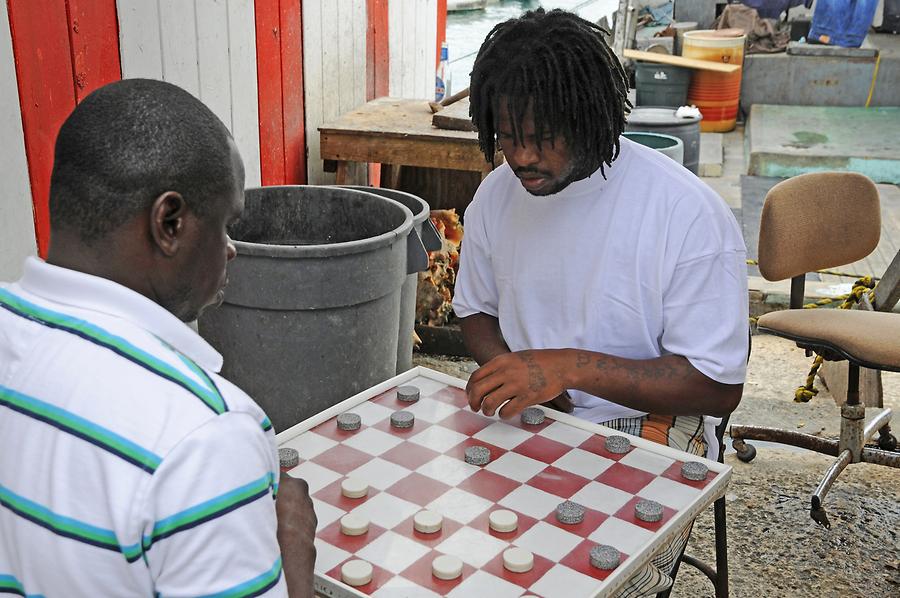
469,8 -> 631,178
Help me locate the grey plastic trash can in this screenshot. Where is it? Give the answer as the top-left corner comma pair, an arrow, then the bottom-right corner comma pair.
199,185 -> 427,431
336,186 -> 442,374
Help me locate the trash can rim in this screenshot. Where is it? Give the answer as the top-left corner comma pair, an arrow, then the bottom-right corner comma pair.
232,185 -> 415,258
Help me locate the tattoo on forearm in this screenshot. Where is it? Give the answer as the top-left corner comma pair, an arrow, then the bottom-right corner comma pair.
576,352 -> 591,369
594,355 -> 693,384
519,352 -> 547,391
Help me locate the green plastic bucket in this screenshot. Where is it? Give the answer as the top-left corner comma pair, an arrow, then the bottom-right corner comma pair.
623,131 -> 684,166
635,63 -> 691,107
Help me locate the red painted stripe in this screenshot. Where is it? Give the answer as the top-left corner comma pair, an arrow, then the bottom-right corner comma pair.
8,0 -> 78,256
436,0 -> 446,68
279,0 -> 305,184
255,0 -> 306,185
65,0 -> 121,103
366,0 -> 389,186
255,0 -> 286,185
366,0 -> 389,100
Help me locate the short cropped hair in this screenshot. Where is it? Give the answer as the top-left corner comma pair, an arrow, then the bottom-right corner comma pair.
49,78 -> 238,242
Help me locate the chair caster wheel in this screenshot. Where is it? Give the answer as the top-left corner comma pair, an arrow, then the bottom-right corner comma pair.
878,432 -> 897,452
732,439 -> 757,462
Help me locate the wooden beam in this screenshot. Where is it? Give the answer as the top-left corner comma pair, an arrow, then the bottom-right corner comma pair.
65,0 -> 122,103
8,0 -> 77,257
623,49 -> 741,73
873,250 -> 900,312
255,0 -> 286,185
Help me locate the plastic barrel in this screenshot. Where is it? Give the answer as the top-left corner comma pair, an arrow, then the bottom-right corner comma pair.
623,132 -> 684,166
198,186 -> 427,431
625,106 -> 701,174
635,63 -> 691,108
336,186 -> 441,374
683,29 -> 746,132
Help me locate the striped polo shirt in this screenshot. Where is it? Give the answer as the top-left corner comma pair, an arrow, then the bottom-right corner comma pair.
0,258 -> 287,597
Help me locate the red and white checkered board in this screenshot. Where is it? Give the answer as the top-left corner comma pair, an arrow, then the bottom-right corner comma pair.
275,367 -> 731,598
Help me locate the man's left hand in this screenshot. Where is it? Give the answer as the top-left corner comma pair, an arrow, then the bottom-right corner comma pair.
466,349 -> 568,418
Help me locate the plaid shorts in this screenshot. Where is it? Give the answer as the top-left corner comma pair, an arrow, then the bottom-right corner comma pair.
604,413 -> 707,457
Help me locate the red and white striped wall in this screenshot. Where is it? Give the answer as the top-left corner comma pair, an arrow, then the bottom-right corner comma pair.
0,0 -> 444,281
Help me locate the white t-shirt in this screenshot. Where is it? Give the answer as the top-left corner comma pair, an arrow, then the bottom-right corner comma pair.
0,258 -> 286,597
454,137 -> 748,424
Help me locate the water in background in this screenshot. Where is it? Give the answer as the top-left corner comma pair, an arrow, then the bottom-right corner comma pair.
447,0 -> 618,91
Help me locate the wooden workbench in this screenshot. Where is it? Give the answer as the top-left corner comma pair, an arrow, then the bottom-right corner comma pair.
318,97 -> 500,209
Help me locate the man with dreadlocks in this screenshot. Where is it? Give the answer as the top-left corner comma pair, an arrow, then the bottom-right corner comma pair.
454,9 -> 748,592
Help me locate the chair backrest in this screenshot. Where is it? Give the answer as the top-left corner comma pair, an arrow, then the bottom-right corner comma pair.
757,172 -> 881,281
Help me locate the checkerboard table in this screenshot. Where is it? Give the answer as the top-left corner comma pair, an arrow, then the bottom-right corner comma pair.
275,367 -> 731,598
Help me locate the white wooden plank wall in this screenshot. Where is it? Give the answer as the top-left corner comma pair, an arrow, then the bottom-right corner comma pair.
303,0 -> 367,185
0,5 -> 37,281
389,0 -> 436,100
117,0 -> 262,187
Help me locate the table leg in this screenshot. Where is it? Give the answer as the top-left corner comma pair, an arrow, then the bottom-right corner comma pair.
335,161 -> 350,184
381,164 -> 402,189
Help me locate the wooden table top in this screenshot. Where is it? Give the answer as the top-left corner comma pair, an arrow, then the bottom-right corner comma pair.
318,97 -> 481,144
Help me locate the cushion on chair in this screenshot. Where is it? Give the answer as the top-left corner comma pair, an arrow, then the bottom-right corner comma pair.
757,309 -> 900,371
757,172 -> 880,281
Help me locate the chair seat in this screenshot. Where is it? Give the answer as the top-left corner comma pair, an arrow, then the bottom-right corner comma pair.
757,309 -> 900,371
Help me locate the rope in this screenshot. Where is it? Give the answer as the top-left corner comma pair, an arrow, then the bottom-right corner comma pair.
793,276 -> 877,402
865,52 -> 881,109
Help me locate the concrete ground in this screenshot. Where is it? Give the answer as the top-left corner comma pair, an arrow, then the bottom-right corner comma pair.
413,334 -> 900,597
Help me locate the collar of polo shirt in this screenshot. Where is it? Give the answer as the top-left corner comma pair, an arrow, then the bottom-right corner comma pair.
17,257 -> 223,373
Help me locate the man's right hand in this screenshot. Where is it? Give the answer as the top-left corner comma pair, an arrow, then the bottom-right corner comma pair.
276,474 -> 317,597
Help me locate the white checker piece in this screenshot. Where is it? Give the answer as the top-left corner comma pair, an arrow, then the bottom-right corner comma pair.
347,458 -> 411,491
347,401 -> 395,426
537,421 -> 594,446
350,492 -> 420,530
569,481 -> 633,515
408,425 -> 468,453
618,447 -> 676,475
485,451 -> 547,483
416,454 -> 479,486
529,564 -> 603,598
403,397 -> 460,423
311,498 -> 346,532
425,487 -> 493,524
342,427 -> 404,456
472,421 -> 533,450
552,447 -> 615,479
589,517 -> 655,555
356,530 -> 431,574
435,526 -> 508,568
279,431 -> 336,459
513,521 -> 582,562
638,476 -> 702,510
372,577 -> 442,598
446,570 -> 525,598
406,376 -> 447,398
498,484 -> 561,519
287,461 -> 341,493
313,537 -> 350,574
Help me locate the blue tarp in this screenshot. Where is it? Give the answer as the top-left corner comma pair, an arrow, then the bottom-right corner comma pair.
808,0 -> 879,47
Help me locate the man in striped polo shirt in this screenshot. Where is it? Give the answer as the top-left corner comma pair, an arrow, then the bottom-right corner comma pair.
0,79 -> 316,597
